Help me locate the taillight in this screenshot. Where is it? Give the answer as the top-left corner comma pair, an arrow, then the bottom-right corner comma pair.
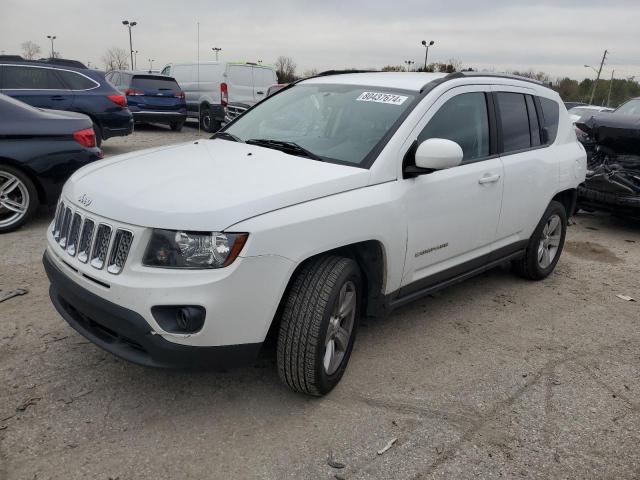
175,91 -> 185,99
221,82 -> 228,107
107,94 -> 127,107
73,128 -> 96,148
124,88 -> 144,96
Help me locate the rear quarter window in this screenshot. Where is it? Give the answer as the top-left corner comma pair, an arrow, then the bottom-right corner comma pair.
538,97 -> 560,144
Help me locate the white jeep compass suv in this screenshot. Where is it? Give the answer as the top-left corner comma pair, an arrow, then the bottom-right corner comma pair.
44,71 -> 586,396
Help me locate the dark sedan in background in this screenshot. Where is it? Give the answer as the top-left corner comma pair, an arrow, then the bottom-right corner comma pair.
0,94 -> 101,232
105,71 -> 187,131
0,58 -> 133,146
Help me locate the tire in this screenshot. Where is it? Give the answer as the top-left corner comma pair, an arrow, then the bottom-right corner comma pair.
512,200 -> 567,280
0,165 -> 39,233
170,121 -> 184,132
277,255 -> 362,396
199,106 -> 220,133
92,122 -> 102,148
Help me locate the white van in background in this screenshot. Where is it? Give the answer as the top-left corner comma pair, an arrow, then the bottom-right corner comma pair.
161,62 -> 278,132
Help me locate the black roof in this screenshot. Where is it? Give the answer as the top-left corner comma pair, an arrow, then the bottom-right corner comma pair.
0,55 -> 88,69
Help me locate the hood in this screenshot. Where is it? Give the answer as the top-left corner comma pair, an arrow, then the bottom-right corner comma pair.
63,139 -> 370,231
576,113 -> 640,155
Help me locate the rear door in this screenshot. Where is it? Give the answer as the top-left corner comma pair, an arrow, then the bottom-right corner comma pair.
491,87 -> 559,250
252,67 -> 276,102
129,75 -> 183,111
1,64 -> 73,109
227,65 -> 254,103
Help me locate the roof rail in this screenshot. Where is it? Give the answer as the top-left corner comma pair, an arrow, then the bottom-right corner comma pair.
316,69 -> 377,77
418,71 -> 550,93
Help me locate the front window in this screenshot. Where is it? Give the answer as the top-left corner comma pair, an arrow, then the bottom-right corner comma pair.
224,84 -> 417,166
616,99 -> 640,115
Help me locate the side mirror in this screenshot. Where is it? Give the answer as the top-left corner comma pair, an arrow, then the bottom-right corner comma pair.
415,138 -> 463,170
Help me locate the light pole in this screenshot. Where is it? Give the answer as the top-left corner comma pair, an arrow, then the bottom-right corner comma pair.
133,50 -> 139,70
421,40 -> 434,70
212,47 -> 222,62
148,58 -> 155,71
122,20 -> 137,70
46,35 -> 56,58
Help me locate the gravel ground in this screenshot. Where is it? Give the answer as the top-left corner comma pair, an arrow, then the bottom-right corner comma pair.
1,124 -> 639,479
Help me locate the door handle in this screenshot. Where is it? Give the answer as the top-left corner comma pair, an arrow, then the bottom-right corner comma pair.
256,91 -> 264,95
478,174 -> 501,184
50,95 -> 65,101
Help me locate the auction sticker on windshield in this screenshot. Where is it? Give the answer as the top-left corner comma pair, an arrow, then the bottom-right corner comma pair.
356,92 -> 408,105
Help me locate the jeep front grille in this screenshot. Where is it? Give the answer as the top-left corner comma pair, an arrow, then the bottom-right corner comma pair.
66,213 -> 82,256
107,230 -> 133,274
77,219 -> 95,263
52,202 -> 133,275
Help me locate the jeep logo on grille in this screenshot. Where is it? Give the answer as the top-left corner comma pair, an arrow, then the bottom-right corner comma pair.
78,194 -> 92,207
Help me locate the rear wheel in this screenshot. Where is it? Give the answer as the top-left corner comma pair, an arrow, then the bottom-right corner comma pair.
0,165 -> 38,233
170,121 -> 184,132
277,255 -> 361,396
512,201 -> 567,280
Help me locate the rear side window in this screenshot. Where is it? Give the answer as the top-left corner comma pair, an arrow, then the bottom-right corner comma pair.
57,70 -> 98,90
496,92 -> 531,153
131,76 -> 180,92
538,97 -> 560,144
525,95 -> 541,147
3,65 -> 66,89
254,68 -> 276,87
418,92 -> 490,163
229,66 -> 253,87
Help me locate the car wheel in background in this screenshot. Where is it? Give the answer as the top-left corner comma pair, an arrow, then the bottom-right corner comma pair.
170,121 -> 184,132
199,106 -> 220,133
92,122 -> 103,148
0,165 -> 38,233
512,200 -> 567,280
277,255 -> 362,396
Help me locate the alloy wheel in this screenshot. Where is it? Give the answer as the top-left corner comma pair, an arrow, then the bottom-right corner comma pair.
323,280 -> 357,375
0,171 -> 30,229
537,214 -> 562,269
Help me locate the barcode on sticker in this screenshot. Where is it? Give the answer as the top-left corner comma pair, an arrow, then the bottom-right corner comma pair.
356,92 -> 408,105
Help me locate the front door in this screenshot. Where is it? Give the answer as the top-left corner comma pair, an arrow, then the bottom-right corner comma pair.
401,87 -> 504,293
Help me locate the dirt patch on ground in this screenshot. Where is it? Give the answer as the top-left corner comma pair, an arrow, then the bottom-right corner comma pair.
564,240 -> 623,264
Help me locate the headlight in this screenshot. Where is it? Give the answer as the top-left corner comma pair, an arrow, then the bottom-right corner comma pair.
143,230 -> 248,269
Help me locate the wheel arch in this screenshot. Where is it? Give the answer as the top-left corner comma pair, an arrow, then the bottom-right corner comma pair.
552,188 -> 578,217
0,157 -> 46,204
264,239 -> 388,345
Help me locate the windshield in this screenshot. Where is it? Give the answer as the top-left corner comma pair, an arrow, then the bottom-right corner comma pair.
616,99 -> 640,115
224,84 -> 417,166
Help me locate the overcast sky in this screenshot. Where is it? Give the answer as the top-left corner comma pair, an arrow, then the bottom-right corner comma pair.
1,0 -> 639,80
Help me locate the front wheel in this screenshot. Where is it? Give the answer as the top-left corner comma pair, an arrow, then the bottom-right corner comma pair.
0,165 -> 38,233
199,106 -> 220,133
277,256 -> 362,396
170,121 -> 184,132
512,200 -> 567,280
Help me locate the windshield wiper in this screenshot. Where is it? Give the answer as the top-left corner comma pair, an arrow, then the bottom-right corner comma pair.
246,138 -> 323,161
211,131 -> 243,142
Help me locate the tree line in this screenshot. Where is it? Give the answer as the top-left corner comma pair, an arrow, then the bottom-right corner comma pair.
14,42 -> 640,107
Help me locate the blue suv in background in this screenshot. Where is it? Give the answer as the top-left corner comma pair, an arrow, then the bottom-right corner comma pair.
0,58 -> 133,146
105,71 -> 187,131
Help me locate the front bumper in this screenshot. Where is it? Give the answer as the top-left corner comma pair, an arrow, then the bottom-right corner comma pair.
44,250 -> 262,369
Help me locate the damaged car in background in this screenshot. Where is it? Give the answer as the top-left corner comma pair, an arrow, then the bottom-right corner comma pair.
576,111 -> 640,218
